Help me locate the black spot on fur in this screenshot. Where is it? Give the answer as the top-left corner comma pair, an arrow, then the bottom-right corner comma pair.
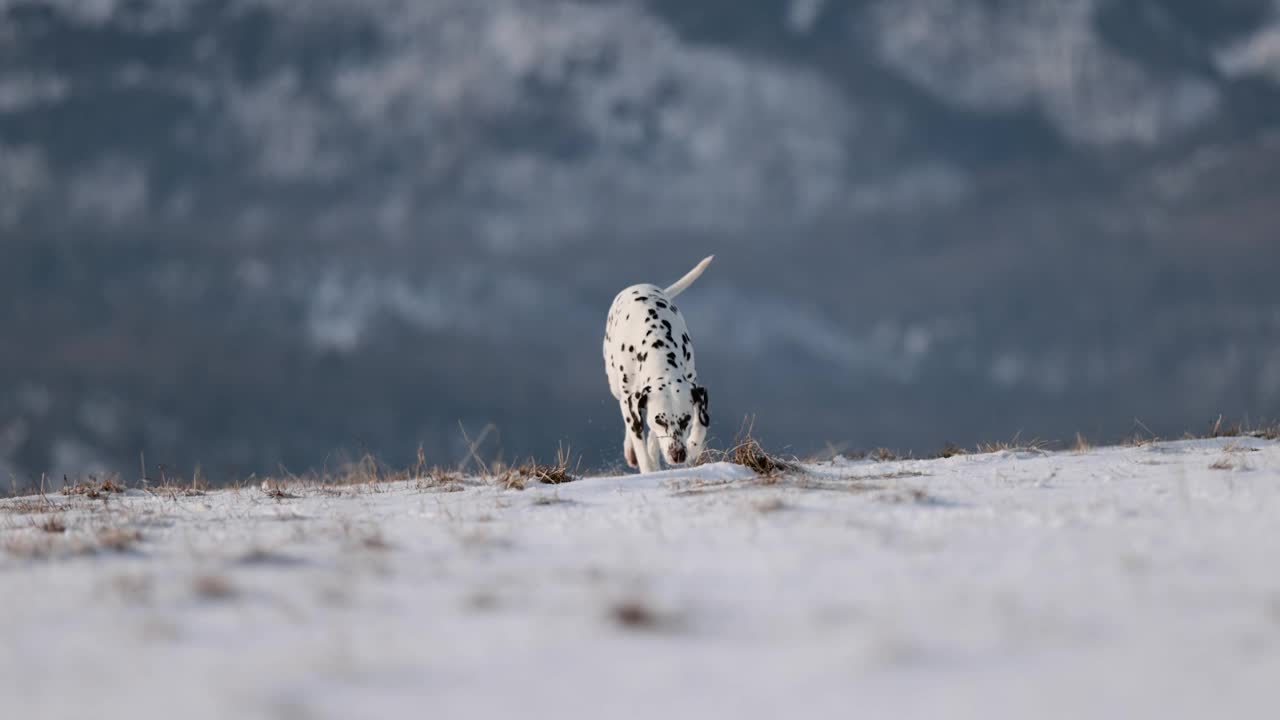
655,300 -> 667,309
691,385 -> 710,427
628,391 -> 648,438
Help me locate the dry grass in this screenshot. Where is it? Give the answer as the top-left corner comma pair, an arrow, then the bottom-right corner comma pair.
96,527 -> 143,552
531,493 -> 572,506
862,469 -> 928,480
491,462 -> 527,491
62,474 -> 126,498
144,462 -> 209,497
667,478 -> 739,496
192,574 -> 238,600
797,477 -> 887,493
149,483 -> 207,498
1073,432 -> 1091,453
879,487 -> 942,505
237,547 -> 305,566
694,419 -> 794,478
609,599 -> 678,632
4,527 -> 142,560
976,433 -> 1050,455
870,447 -> 900,462
260,480 -> 300,499
244,445 -> 441,496
353,529 -> 392,551
729,437 -> 792,477
1209,457 -> 1235,471
3,536 -> 69,560
1209,415 -> 1241,438
752,497 -> 788,514
492,445 -> 580,490
0,497 -> 65,515
929,442 -> 966,459
417,467 -> 466,492
36,516 -> 66,533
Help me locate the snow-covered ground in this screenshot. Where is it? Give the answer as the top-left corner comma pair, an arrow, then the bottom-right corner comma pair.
3,438 -> 1280,720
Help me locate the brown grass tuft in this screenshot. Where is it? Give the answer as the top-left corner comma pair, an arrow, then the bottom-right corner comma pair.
879,487 -> 941,505
1209,415 -> 1242,438
870,447 -> 900,462
531,493 -> 571,506
976,432 -> 1049,455
609,599 -> 676,631
693,418 -> 794,477
192,574 -> 238,600
1,498 -> 64,515
418,467 -> 465,492
728,437 -> 792,477
492,462 -> 526,491
259,479 -> 300,499
62,474 -> 126,498
1209,457 -> 1235,471
3,536 -> 63,560
148,466 -> 208,497
752,497 -> 788,514
929,442 -> 966,459
356,531 -> 392,551
1073,432 -> 1091,453
493,446 -> 580,489
96,527 -> 143,552
36,516 -> 66,534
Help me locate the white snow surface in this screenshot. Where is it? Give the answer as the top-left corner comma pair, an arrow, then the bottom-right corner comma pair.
3,438 -> 1280,719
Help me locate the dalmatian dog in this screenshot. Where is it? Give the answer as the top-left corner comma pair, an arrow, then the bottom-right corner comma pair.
604,256 -> 713,473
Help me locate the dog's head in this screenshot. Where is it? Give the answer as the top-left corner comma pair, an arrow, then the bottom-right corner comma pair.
640,383 -> 710,465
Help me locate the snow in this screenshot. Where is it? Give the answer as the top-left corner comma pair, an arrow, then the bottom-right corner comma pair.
3,438 -> 1279,719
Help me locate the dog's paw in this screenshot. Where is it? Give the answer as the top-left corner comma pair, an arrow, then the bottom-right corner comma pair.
625,445 -> 638,468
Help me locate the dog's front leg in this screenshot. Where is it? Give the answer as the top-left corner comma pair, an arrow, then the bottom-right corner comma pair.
620,400 -> 640,468
635,430 -> 660,474
624,432 -> 638,468
641,431 -> 663,473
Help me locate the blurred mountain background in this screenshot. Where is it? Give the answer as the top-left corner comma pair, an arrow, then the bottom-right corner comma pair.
3,0 -> 1280,487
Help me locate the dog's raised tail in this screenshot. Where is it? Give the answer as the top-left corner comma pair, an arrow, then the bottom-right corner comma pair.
664,255 -> 714,298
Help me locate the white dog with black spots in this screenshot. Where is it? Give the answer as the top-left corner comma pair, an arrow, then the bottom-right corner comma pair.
603,256 -> 712,473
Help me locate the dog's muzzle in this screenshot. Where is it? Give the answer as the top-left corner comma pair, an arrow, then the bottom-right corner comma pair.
668,446 -> 688,464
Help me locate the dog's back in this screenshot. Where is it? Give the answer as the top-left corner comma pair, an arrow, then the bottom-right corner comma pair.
603,259 -> 709,403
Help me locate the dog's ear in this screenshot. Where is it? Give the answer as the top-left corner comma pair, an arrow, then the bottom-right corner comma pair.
627,388 -> 649,438
691,385 -> 710,427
